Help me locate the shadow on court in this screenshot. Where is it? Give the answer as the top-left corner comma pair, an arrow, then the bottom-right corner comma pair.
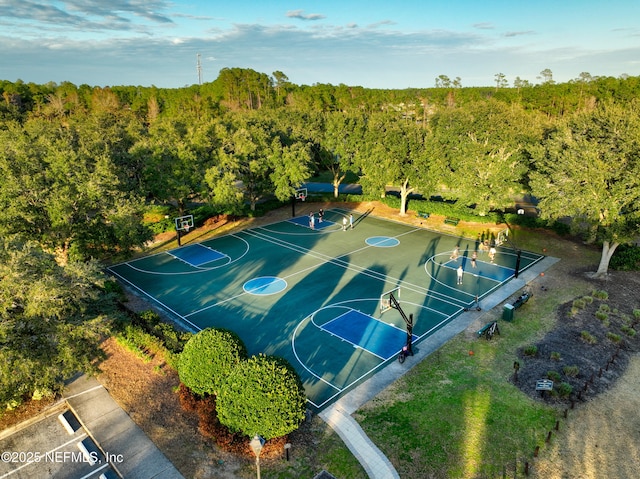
108,210 -> 544,411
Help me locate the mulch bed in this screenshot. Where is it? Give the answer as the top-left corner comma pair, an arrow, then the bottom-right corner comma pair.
514,270 -> 640,403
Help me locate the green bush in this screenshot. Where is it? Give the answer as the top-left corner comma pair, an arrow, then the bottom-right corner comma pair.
550,351 -> 562,361
131,310 -> 191,355
592,290 -> 609,300
606,332 -> 622,343
116,324 -> 164,362
381,196 -> 501,224
523,345 -> 538,356
595,311 -> 609,321
136,309 -> 161,327
621,325 -> 636,337
216,354 -> 307,440
177,328 -> 248,397
143,205 -> 176,234
572,299 -> 586,309
563,365 -> 580,377
190,204 -> 224,225
103,279 -> 123,295
546,370 -> 562,382
556,382 -> 573,398
580,331 -> 597,344
610,243 -> 640,271
550,221 -> 571,236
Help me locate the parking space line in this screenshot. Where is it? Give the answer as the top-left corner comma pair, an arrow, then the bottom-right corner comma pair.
0,434 -> 87,478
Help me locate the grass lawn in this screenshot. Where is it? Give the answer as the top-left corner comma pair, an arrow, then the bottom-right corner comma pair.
346,228 -> 603,478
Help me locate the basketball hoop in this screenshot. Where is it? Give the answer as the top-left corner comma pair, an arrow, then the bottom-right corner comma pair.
380,299 -> 390,313
295,188 -> 308,202
380,286 -> 401,314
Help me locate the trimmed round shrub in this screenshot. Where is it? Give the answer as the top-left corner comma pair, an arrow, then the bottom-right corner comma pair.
177,328 -> 247,396
216,354 -> 307,440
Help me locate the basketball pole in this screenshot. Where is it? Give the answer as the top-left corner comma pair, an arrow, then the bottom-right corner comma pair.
389,293 -> 414,355
502,218 -> 522,278
291,194 -> 296,218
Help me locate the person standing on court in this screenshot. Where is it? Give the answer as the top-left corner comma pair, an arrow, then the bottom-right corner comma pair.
318,208 -> 324,223
342,216 -> 347,231
349,214 -> 353,229
457,265 -> 464,285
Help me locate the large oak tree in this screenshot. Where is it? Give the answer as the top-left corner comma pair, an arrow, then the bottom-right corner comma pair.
530,100 -> 640,277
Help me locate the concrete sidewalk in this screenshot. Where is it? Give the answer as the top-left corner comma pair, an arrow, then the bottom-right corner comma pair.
319,256 -> 559,479
64,375 -> 184,479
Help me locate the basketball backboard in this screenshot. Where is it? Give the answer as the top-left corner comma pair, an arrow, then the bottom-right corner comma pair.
380,286 -> 401,314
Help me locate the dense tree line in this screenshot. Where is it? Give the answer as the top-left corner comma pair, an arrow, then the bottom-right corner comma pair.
1,70 -> 639,411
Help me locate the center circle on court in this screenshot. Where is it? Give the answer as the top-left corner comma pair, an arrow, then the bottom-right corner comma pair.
243,276 -> 287,295
366,236 -> 400,247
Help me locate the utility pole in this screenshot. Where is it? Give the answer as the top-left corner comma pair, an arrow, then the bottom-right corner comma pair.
196,53 -> 202,85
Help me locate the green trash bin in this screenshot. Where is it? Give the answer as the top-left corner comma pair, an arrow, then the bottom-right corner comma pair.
502,303 -> 515,322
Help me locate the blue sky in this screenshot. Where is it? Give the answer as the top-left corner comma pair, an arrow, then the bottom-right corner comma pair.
1,0 -> 639,89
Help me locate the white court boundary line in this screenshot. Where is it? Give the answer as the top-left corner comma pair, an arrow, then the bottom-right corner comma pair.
108,234 -> 250,276
295,299 -> 457,410
317,309 -> 415,361
167,243 -> 231,267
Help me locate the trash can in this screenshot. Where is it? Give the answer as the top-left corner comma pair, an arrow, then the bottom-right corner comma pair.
502,303 -> 515,322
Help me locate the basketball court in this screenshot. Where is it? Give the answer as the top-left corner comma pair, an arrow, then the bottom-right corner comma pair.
108,208 -> 544,411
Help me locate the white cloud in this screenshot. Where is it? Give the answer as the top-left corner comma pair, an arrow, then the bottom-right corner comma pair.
473,23 -> 494,30
286,10 -> 326,21
505,30 -> 535,38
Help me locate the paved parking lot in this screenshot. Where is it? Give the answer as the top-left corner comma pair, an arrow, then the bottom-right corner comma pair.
0,376 -> 183,479
0,406 -> 120,479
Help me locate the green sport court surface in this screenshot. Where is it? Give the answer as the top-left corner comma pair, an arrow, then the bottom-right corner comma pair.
108,208 -> 544,411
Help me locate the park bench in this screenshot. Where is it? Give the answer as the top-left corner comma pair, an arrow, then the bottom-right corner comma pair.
444,217 -> 460,226
416,212 -> 430,219
477,321 -> 500,340
512,291 -> 531,309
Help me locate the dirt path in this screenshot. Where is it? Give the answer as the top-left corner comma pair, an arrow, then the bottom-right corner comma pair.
531,354 -> 640,479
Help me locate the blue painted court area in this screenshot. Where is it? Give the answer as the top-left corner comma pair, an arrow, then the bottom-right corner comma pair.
288,215 -> 335,230
321,310 -> 417,360
243,276 -> 288,295
168,244 -> 226,267
365,236 -> 400,247
443,258 -> 514,282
